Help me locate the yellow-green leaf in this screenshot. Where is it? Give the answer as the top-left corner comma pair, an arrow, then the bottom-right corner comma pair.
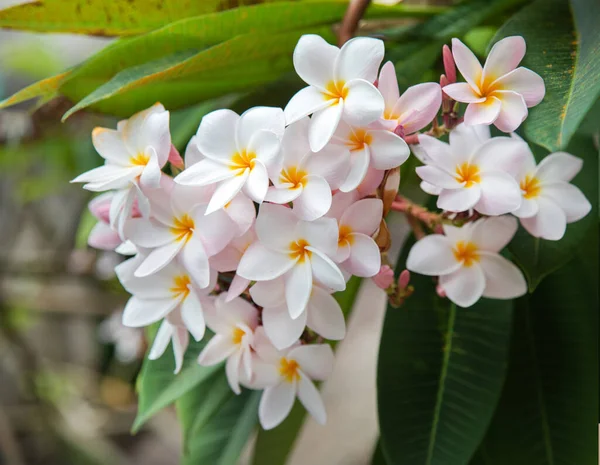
0,71 -> 69,109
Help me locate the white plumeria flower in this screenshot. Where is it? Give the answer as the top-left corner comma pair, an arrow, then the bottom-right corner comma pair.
327,192 -> 382,277
284,35 -> 385,152
512,150 -> 591,240
237,203 -> 346,319
443,37 -> 545,132
125,184 -> 234,288
198,294 -> 259,394
115,254 -> 215,341
248,328 -> 334,430
376,61 -> 442,134
174,107 -> 285,213
407,216 -> 527,307
415,123 -> 524,215
149,311 -> 192,374
87,192 -> 127,251
265,117 -> 349,220
250,278 -> 346,350
329,119 -> 409,192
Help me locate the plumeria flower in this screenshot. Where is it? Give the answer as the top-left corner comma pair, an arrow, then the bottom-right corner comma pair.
443,37 -> 545,132
327,192 -> 383,277
284,35 -> 385,152
125,184 -> 234,288
376,61 -> 442,134
512,150 -> 591,240
198,294 -> 259,394
174,107 -> 285,213
248,328 -> 334,430
250,278 -> 345,350
415,123 -> 524,215
115,254 -> 215,342
329,119 -> 410,192
87,193 -> 127,251
265,118 -> 349,220
149,311 -> 192,374
237,203 -> 346,319
407,216 -> 527,307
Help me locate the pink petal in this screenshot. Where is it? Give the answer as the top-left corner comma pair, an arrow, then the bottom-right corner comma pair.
442,82 -> 484,104
483,36 -> 526,83
377,61 -> 400,112
492,67 -> 545,107
451,38 -> 483,90
395,82 -> 442,134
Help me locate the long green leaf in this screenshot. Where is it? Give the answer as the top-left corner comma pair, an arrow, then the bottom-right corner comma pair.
470,225 -> 598,465
493,0 -> 600,151
377,237 -> 513,465
508,134 -> 598,291
0,71 -> 69,109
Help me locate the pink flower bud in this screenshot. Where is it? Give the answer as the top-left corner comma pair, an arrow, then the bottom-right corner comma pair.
442,45 -> 456,84
373,265 -> 394,289
440,74 -> 449,89
398,269 -> 411,290
393,124 -> 405,138
436,284 -> 447,298
168,144 -> 184,169
88,194 -> 112,224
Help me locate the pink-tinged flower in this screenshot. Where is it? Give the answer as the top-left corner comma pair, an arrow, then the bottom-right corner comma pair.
250,278 -> 345,350
167,144 -> 184,169
284,35 -> 385,152
407,216 -> 527,307
443,37 -> 545,132
115,254 -> 215,342
329,119 -> 409,192
376,61 -> 442,134
87,193 -> 123,251
326,192 -> 382,277
72,103 -> 170,191
125,184 -> 234,288
512,150 -> 591,240
265,118 -> 349,220
237,204 -> 346,318
415,123 -> 524,215
372,265 -> 394,289
149,312 -> 191,374
198,294 -> 259,394
247,328 -> 334,430
174,107 -> 285,213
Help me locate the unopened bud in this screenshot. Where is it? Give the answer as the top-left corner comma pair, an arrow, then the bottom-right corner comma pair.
168,144 -> 185,169
442,45 -> 456,84
440,74 -> 449,89
393,124 -> 405,138
398,269 -> 411,290
372,265 -> 394,290
436,284 -> 446,298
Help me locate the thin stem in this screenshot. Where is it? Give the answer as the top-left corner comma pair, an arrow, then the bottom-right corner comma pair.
338,0 -> 371,46
391,195 -> 443,228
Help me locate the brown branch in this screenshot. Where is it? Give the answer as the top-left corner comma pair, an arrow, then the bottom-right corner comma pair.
338,0 -> 371,46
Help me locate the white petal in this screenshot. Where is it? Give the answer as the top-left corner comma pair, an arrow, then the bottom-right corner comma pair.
124,107 -> 171,166
206,170 -> 248,215
483,36 -> 525,83
475,171 -> 522,216
224,192 -> 256,236
306,287 -> 345,340
265,185 -> 303,204
237,106 -> 285,150
464,98 -> 502,126
520,197 -> 567,240
492,91 -> 528,133
180,238 -> 210,289
249,278 -> 286,308
339,146 -> 370,192
259,383 -> 296,430
88,222 -> 122,250
288,344 -> 334,380
340,198 -> 382,236
255,202 -> 298,252
284,86 -> 333,126
172,327 -> 189,374
297,216 -> 339,257
122,296 -> 180,327
406,234 -> 461,276
307,248 -> 346,291
148,320 -> 173,360
438,185 -> 482,212
535,152 -> 583,183
135,241 -> 184,277
451,38 -> 483,90
181,291 -> 206,341
342,79 -> 385,126
442,83 -> 485,103
368,130 -> 410,170
414,134 -> 454,172
140,147 -> 162,188
492,66 -> 545,107
471,136 -> 531,178
292,175 -> 332,221
309,102 -> 344,152
512,197 -> 539,218
335,36 -> 384,83
542,182 -> 591,223
196,109 -> 239,162
420,181 -> 443,195
395,82 -> 442,134
226,275 -> 251,302
195,207 -> 236,256
91,127 -> 130,165
344,233 -> 381,277
296,375 -> 327,425
175,158 -> 234,186
439,265 -> 485,308
125,218 -> 172,248
184,135 -> 204,167
471,216 -> 518,253
237,243 -> 296,281
416,165 -> 463,189
263,305 -> 306,350
304,145 -> 350,190
285,260 -> 313,319
479,253 -> 527,299
226,351 -> 243,394
243,160 -> 269,203
281,117 -> 311,163
198,334 -> 236,366
293,34 -> 339,89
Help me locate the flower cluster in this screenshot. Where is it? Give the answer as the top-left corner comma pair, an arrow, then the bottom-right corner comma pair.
73,34 -> 591,430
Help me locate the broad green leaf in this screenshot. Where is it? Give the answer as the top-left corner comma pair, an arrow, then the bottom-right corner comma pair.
0,71 -> 69,109
132,330 -> 219,433
493,0 -> 600,151
177,375 -> 261,465
250,276 -> 362,465
508,134 -> 598,291
470,225 -> 598,465
377,237 -> 513,465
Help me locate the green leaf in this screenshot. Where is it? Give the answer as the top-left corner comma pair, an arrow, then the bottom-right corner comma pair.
132,330 -> 220,433
377,237 -> 513,465
470,225 -> 598,465
0,71 -> 69,109
250,276 -> 362,465
493,0 -> 600,151
508,134 -> 599,291
177,375 -> 261,465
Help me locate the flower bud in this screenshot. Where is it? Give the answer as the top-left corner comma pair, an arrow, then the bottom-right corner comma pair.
393,124 -> 405,138
436,284 -> 447,298
168,144 -> 185,169
398,269 -> 411,290
372,264 -> 394,289
442,45 -> 456,84
88,194 -> 112,224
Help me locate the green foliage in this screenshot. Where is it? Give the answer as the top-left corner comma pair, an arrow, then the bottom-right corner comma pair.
508,134 -> 598,291
377,238 -> 514,465
493,0 -> 600,151
470,225 -> 598,465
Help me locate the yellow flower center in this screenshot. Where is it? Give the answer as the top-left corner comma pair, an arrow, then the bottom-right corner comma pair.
346,128 -> 373,152
232,327 -> 246,345
170,275 -> 191,298
130,152 -> 150,166
455,162 -> 481,188
520,175 -> 542,199
453,241 -> 480,267
289,239 -> 311,262
279,357 -> 301,383
171,214 -> 194,242
338,224 -> 354,247
231,149 -> 256,174
280,166 -> 308,189
323,80 -> 348,102
383,109 -> 400,120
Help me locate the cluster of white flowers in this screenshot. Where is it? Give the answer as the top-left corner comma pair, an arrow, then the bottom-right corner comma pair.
73,34 -> 591,429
